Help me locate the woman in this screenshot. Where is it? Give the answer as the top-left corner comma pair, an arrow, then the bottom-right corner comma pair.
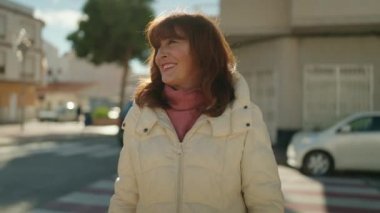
109,12 -> 284,213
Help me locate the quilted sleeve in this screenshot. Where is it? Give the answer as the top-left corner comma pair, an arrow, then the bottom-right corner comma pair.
108,106 -> 139,213
241,104 -> 284,213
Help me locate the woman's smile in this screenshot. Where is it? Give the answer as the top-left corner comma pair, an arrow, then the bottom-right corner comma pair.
161,63 -> 176,72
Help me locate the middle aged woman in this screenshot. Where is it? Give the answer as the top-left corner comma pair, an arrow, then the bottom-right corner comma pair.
109,12 -> 284,213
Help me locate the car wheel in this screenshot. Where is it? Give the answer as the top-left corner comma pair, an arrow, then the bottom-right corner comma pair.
302,151 -> 333,176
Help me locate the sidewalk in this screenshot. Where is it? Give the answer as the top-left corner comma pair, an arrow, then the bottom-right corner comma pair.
0,120 -> 119,145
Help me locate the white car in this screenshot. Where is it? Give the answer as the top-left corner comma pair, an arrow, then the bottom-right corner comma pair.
287,112 -> 380,176
38,107 -> 78,122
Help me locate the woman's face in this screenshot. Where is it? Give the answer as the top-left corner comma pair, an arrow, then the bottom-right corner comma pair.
155,36 -> 200,90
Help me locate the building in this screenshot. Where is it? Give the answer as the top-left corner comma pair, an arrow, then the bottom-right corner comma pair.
42,40 -> 62,84
59,51 -> 124,110
220,0 -> 380,145
0,0 -> 44,123
38,45 -> 148,120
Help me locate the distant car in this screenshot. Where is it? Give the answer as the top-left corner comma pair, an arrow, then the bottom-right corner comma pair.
117,101 -> 133,146
38,106 -> 78,122
287,112 -> 380,176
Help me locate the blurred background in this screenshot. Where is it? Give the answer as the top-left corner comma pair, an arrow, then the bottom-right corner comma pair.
0,0 -> 379,212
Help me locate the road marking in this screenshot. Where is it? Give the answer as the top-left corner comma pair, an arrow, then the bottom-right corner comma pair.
283,182 -> 379,195
89,180 -> 115,190
279,166 -> 380,213
90,148 -> 120,158
58,192 -> 111,206
56,144 -> 112,156
33,178 -> 115,212
30,209 -> 67,213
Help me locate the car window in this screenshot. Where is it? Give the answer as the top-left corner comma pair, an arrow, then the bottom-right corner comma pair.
348,117 -> 373,132
369,116 -> 380,131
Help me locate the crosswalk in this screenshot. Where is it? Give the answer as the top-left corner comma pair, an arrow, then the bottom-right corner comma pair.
31,166 -> 380,213
32,179 -> 115,213
0,139 -> 120,163
279,166 -> 380,213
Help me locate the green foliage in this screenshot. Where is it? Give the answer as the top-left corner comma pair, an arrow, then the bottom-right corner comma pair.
91,106 -> 110,119
67,0 -> 154,65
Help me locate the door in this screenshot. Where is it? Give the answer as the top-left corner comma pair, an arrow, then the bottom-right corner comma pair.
334,116 -> 380,171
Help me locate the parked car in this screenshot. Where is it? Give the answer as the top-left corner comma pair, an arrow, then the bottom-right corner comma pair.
38,106 -> 78,122
287,112 -> 380,176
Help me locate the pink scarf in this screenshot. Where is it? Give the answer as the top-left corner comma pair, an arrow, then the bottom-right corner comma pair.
164,85 -> 205,142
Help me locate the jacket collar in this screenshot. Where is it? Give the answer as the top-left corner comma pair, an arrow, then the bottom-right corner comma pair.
207,72 -> 253,136
135,72 -> 253,137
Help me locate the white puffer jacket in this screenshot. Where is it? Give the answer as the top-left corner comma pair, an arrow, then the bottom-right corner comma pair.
109,73 -> 284,213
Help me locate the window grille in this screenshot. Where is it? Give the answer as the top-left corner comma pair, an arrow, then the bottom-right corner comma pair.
303,65 -> 373,130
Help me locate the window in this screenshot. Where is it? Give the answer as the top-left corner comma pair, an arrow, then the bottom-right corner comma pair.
20,21 -> 35,45
23,56 -> 35,79
0,14 -> 5,39
0,51 -> 5,75
346,116 -> 380,132
348,117 -> 372,132
370,117 -> 380,131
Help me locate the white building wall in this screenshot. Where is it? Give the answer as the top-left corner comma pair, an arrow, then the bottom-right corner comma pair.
292,0 -> 380,27
60,52 -> 123,104
233,38 -> 302,142
0,1 -> 44,83
220,0 -> 290,36
42,41 -> 61,83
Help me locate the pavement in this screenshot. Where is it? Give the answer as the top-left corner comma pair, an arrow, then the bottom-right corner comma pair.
0,120 -> 119,146
0,120 -> 120,213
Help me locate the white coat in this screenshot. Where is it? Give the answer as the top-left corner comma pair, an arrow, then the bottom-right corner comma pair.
109,73 -> 284,213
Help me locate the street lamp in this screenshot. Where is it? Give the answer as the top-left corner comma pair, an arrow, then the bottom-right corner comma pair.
16,28 -> 32,131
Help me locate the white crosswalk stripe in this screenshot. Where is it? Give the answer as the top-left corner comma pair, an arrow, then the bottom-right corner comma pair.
33,179 -> 115,212
279,166 -> 380,213
33,166 -> 380,213
0,141 -> 120,162
56,144 -> 111,156
91,148 -> 120,158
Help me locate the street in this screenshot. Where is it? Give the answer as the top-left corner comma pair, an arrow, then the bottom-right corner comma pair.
274,146 -> 380,213
0,122 -> 120,213
0,122 -> 380,213
279,166 -> 380,212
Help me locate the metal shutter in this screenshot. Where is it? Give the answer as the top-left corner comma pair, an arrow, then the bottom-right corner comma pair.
303,65 -> 373,130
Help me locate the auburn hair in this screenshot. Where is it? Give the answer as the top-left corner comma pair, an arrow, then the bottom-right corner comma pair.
134,12 -> 236,117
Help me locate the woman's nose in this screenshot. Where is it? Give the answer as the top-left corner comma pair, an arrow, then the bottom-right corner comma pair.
156,47 -> 168,59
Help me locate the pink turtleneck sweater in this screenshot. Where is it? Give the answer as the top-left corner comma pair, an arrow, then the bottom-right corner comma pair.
164,85 -> 205,142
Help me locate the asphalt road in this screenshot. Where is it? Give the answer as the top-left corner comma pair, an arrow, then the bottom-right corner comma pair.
1,126 -> 380,213
0,134 -> 120,213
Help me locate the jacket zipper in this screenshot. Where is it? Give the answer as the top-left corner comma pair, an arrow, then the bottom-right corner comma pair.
157,112 -> 205,212
177,143 -> 184,213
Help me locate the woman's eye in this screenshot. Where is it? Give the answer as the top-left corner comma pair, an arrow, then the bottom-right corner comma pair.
168,39 -> 177,44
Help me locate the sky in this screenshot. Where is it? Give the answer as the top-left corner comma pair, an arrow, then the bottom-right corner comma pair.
10,0 -> 219,56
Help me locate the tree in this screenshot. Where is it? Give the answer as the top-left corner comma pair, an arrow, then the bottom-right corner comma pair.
67,0 -> 154,109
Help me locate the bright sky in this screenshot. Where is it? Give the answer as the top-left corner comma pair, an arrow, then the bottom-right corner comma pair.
10,0 -> 219,56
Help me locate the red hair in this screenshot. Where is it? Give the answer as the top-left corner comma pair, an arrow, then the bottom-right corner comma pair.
135,12 -> 236,117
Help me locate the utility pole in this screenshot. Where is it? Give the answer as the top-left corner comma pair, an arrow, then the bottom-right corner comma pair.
16,28 -> 32,131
